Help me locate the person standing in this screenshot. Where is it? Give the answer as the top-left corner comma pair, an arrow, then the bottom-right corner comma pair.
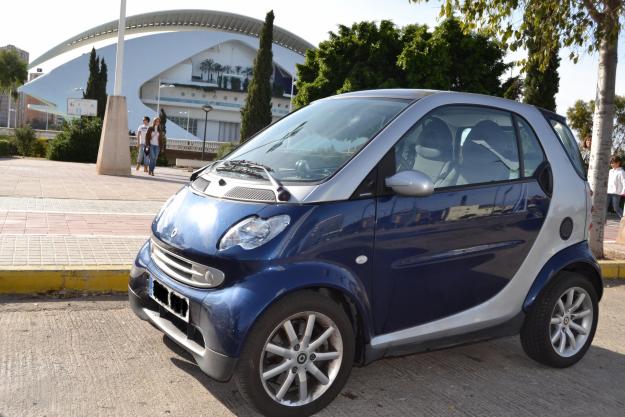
607,155 -> 625,218
136,116 -> 150,172
145,117 -> 164,176
581,136 -> 591,169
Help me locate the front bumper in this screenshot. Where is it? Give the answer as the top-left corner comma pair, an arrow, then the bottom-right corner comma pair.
129,284 -> 236,381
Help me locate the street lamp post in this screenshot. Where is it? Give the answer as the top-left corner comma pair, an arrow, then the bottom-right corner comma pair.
289,76 -> 297,112
201,104 -> 213,160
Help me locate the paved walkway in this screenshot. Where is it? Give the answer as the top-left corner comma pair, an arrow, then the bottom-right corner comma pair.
0,158 -> 188,267
0,158 -> 624,268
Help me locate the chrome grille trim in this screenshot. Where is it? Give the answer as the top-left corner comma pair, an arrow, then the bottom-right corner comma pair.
150,239 -> 225,288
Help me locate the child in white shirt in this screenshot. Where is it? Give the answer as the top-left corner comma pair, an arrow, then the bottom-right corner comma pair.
607,155 -> 625,218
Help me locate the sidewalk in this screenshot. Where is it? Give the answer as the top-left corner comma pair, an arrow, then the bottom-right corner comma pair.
0,158 -> 188,292
1,157 -> 625,293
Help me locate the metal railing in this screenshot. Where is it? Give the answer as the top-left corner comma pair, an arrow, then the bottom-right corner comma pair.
129,137 -> 227,153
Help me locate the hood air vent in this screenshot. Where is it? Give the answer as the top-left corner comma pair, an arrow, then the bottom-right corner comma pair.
224,187 -> 276,202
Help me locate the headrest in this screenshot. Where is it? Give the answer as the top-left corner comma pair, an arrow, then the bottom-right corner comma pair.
415,117 -> 453,160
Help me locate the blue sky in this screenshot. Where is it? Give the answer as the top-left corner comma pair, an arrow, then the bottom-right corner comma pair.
2,0 -> 623,115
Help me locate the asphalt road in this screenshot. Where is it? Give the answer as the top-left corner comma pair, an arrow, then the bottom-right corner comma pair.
1,283 -> 624,417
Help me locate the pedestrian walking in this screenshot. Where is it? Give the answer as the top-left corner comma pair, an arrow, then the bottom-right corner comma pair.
581,136 -> 591,169
607,155 -> 625,218
145,117 -> 164,176
136,116 -> 150,172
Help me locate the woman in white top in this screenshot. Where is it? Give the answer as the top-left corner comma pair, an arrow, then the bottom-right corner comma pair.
607,155 -> 625,218
145,118 -> 164,176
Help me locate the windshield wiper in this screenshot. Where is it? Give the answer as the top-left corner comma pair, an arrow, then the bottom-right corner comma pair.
221,160 -> 291,202
215,161 -> 266,179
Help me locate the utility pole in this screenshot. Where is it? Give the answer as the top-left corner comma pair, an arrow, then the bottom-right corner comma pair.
96,0 -> 131,176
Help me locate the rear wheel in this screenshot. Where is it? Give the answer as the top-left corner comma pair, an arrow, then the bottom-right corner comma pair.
235,291 -> 355,417
520,272 -> 599,368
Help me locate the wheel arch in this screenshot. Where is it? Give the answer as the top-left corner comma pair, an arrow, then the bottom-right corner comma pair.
523,241 -> 603,312
220,262 -> 375,360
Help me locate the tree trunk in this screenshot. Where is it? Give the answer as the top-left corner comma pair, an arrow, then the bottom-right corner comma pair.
588,35 -> 619,258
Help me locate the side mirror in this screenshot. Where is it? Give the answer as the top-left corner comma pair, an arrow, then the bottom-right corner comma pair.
385,170 -> 434,197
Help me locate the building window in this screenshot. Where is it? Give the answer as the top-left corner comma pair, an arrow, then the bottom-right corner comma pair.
218,121 -> 240,142
169,116 -> 199,137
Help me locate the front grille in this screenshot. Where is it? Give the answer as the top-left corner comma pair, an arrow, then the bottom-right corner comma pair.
224,186 -> 276,202
150,240 -> 224,288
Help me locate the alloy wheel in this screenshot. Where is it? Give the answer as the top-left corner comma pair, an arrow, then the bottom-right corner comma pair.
259,311 -> 344,407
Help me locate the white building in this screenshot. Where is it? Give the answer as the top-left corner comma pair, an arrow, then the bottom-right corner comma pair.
20,10 -> 312,141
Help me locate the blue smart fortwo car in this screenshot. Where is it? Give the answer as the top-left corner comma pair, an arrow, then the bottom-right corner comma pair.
129,89 -> 602,417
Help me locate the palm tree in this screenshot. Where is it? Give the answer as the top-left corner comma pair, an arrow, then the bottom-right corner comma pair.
199,59 -> 215,82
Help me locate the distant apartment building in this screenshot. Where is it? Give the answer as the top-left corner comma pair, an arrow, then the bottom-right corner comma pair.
0,45 -> 29,128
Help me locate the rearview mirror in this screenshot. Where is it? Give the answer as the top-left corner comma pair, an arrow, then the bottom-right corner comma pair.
385,170 -> 434,197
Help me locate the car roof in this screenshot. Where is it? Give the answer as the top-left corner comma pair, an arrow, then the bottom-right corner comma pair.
331,89 -> 439,100
331,89 -> 569,122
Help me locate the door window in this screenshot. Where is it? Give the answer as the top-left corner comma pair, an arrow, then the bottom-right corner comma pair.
393,106 -> 520,188
515,116 -> 546,177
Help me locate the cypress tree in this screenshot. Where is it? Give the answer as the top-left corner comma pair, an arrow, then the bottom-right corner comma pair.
523,25 -> 560,111
240,10 -> 274,142
97,59 -> 108,118
83,47 -> 108,118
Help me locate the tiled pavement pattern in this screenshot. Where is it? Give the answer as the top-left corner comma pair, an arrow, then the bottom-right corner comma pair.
0,235 -> 147,266
0,210 -> 153,236
0,197 -> 164,214
0,158 -> 186,200
0,158 -> 189,267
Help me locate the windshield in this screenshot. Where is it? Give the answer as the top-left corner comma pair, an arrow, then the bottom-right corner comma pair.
215,98 -> 410,182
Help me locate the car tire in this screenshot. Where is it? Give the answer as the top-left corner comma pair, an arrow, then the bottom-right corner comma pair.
520,272 -> 599,368
235,290 -> 355,417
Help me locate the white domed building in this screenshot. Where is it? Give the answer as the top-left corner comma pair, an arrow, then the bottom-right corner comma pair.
21,10 -> 312,142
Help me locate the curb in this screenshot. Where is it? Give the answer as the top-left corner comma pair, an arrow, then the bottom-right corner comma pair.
598,260 -> 625,280
0,261 -> 622,295
0,266 -> 130,294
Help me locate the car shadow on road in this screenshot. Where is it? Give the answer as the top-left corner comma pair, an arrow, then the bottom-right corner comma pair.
163,335 -> 625,417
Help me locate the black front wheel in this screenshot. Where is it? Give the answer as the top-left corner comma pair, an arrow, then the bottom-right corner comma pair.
520,272 -> 599,368
235,290 -> 355,417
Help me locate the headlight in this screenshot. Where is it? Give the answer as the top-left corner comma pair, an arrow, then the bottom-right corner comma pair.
219,215 -> 290,251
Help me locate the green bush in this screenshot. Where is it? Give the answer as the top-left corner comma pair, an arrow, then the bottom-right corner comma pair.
47,118 -> 102,162
14,125 -> 36,156
31,138 -> 48,158
0,138 -> 17,157
215,142 -> 239,160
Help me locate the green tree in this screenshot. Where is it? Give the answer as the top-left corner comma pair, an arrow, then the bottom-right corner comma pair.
294,20 -> 405,107
83,48 -> 108,118
0,49 -> 27,127
294,18 -> 509,107
240,10 -> 275,141
523,23 -> 560,111
399,18 -> 508,94
410,0 -> 624,257
567,97 -> 625,150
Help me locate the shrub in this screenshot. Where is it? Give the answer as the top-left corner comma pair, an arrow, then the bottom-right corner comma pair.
47,118 -> 102,162
14,125 -> 36,156
215,142 -> 239,160
31,138 -> 48,158
0,138 -> 17,157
